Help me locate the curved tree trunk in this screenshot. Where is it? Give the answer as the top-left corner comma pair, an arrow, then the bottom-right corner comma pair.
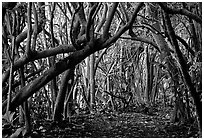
146,2 -> 185,122
19,66 -> 31,135
163,11 -> 202,135
64,69 -> 75,119
53,68 -> 74,122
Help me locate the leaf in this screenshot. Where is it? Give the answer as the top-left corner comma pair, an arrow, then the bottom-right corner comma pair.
2,111 -> 15,124
5,13 -> 12,35
10,127 -> 24,138
22,127 -> 27,137
8,112 -> 15,122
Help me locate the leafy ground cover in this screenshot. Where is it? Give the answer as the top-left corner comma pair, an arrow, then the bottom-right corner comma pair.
28,109 -> 198,138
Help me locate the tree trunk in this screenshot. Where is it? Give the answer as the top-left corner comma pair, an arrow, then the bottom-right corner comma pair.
147,2 -> 185,123
53,68 -> 74,122
163,11 -> 202,135
19,67 -> 31,134
145,46 -> 150,105
89,53 -> 95,113
86,56 -> 90,109
107,76 -> 115,111
65,72 -> 75,118
151,64 -> 159,105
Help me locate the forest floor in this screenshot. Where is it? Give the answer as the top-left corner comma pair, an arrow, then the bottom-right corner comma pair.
32,107 -> 199,138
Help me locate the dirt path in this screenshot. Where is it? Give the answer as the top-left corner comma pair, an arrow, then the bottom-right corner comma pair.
37,111 -> 197,138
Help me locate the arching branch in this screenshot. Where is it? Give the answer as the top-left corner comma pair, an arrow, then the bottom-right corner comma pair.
102,3 -> 119,40
159,2 -> 201,24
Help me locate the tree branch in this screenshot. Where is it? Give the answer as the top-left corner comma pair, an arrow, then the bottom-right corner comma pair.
95,3 -> 108,32
119,2 -> 129,22
2,45 -> 94,114
31,2 -> 38,51
3,68 -> 43,97
102,3 -> 119,40
94,48 -> 108,73
102,2 -> 144,48
159,2 -> 201,24
2,2 -> 17,22
175,35 -> 195,56
2,44 -> 76,85
56,3 -> 70,20
163,11 -> 202,131
70,3 -> 81,50
15,2 -> 45,47
25,2 -> 32,55
120,36 -> 160,53
86,3 -> 99,41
